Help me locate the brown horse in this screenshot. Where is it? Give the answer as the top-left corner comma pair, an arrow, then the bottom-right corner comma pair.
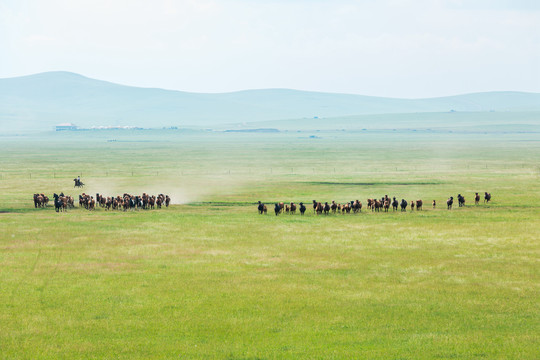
331,201 -> 337,214
290,202 -> 297,214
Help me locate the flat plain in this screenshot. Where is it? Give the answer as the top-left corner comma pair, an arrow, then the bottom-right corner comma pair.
1,128 -> 539,359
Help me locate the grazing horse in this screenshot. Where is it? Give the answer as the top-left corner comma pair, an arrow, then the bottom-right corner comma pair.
392,197 -> 398,211
475,192 -> 480,205
400,199 -> 408,212
299,202 -> 306,215
416,199 -> 423,211
484,192 -> 491,204
458,194 -> 465,207
447,196 -> 454,210
274,203 -> 281,216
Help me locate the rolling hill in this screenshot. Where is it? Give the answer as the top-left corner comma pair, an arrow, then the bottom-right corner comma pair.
1,71 -> 539,132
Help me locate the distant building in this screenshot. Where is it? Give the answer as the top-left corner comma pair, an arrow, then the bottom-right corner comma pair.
55,123 -> 78,131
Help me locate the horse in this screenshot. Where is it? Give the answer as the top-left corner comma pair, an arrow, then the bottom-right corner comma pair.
484,192 -> 491,204
323,202 -> 330,215
458,194 -> 465,207
352,200 -> 362,213
447,197 -> 454,210
475,192 -> 480,205
416,199 -> 423,211
73,178 -> 85,188
299,202 -> 306,215
392,197 -> 398,211
274,203 -> 281,216
383,199 -> 390,212
400,199 -> 408,212
33,193 -> 44,208
373,199 -> 382,212
290,202 -> 297,214
53,193 -> 66,212
315,202 -> 323,215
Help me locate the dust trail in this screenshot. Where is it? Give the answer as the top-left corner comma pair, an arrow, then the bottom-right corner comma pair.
81,175 -> 250,204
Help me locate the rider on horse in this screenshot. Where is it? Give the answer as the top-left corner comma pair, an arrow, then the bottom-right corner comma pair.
74,176 -> 84,188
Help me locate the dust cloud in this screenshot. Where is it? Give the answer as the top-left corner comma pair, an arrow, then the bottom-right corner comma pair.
81,175 -> 249,204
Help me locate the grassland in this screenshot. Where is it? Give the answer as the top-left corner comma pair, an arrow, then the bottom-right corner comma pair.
0,129 -> 539,359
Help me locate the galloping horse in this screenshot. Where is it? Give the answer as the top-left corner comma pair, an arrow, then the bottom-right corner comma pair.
74,178 -> 85,188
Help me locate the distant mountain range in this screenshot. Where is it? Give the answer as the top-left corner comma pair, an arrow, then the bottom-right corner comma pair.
1,71 -> 539,132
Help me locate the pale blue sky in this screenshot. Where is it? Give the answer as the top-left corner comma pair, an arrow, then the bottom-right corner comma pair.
1,0 -> 539,97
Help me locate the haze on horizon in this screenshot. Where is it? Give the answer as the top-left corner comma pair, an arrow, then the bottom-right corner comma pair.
1,0 -> 539,98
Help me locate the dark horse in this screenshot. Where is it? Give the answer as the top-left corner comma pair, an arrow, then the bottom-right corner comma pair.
257,201 -> 267,215
299,202 -> 306,215
400,199 -> 408,212
274,203 -> 281,216
53,193 -> 64,212
458,194 -> 465,207
74,178 -> 85,188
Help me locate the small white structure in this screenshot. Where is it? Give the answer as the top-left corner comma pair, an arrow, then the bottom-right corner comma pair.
55,123 -> 78,131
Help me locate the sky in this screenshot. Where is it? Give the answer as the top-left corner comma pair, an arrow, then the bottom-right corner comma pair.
1,0 -> 539,98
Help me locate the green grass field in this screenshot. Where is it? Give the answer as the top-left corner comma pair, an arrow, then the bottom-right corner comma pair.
1,129 -> 539,359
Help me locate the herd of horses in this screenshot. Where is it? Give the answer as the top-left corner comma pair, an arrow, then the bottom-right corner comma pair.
258,192 -> 493,215
33,192 -> 170,212
81,193 -> 171,211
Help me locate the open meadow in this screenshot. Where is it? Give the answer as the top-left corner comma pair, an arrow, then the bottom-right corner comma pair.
1,128 -> 539,359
